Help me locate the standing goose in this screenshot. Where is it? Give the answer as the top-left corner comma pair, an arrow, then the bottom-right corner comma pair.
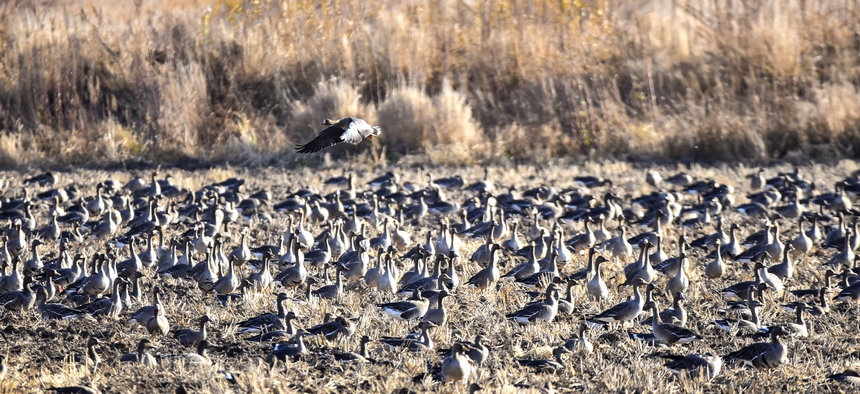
443,335 -> 491,365
247,252 -> 274,291
661,292 -> 688,326
237,293 -> 290,333
304,233 -> 332,267
307,315 -> 356,341
516,346 -> 568,372
704,239 -> 726,279
79,278 -> 124,318
515,250 -> 560,289
767,305 -> 808,338
507,283 -> 560,324
0,280 -> 36,312
791,216 -> 814,254
0,255 -> 23,293
466,244 -> 501,290
145,303 -> 170,336
213,257 -> 239,296
178,341 -> 211,366
665,251 -> 690,296
423,289 -> 450,326
566,220 -> 596,253
605,225 -> 633,260
119,339 -> 158,366
622,241 -> 655,287
276,250 -> 308,289
244,311 -> 298,342
664,353 -> 722,380
758,259 -> 784,295
377,253 -> 398,295
312,265 -> 345,300
585,256 -> 609,301
646,301 -> 703,346
380,321 -> 436,352
295,118 -> 382,153
36,287 -> 85,320
502,220 -> 524,252
768,243 -> 795,281
129,287 -> 163,327
825,231 -> 855,270
557,280 -> 576,315
725,327 -> 788,368
502,241 -> 540,280
331,335 -> 374,363
563,322 -> 594,353
377,289 -> 430,321
714,285 -> 765,333
174,315 -> 210,347
588,284 -> 645,329
441,343 -> 472,382
721,263 -> 767,301
363,251 -> 385,288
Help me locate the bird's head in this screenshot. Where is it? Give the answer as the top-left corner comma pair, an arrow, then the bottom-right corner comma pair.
368,126 -> 382,139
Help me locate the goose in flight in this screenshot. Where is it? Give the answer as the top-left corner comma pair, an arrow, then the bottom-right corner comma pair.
295,117 -> 381,153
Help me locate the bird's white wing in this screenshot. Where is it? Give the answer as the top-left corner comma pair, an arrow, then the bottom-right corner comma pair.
340,120 -> 365,144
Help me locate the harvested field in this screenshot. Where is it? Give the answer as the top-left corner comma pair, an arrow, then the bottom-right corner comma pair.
1,161 -> 860,392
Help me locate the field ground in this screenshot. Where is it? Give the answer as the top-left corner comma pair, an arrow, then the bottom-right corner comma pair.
1,161 -> 860,392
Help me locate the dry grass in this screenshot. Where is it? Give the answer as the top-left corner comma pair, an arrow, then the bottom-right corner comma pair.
1,163 -> 860,392
0,0 -> 858,166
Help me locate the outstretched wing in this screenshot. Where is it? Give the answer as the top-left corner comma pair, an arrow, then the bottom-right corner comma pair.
295,125 -> 346,154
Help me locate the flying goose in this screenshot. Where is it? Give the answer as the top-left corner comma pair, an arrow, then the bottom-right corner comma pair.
295,117 -> 381,153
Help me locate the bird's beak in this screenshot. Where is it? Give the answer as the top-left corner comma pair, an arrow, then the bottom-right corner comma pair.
367,135 -> 375,140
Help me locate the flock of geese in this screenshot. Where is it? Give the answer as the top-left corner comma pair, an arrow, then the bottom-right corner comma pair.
2,161 -> 860,390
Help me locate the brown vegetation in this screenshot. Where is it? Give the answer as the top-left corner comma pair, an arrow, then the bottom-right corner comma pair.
0,0 -> 858,166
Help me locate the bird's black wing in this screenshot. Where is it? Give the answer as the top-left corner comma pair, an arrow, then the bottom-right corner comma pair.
295,124 -> 346,153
